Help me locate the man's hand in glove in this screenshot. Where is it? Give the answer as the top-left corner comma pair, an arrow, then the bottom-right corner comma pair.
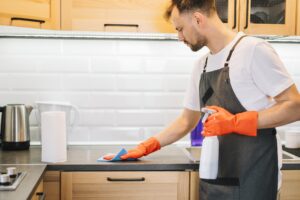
103,137 -> 161,160
202,106 -> 258,137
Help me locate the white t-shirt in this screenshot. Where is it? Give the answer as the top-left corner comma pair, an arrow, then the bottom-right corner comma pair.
184,32 -> 293,112
184,32 -> 294,189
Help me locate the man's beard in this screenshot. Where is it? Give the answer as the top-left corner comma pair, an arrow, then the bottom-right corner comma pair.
185,38 -> 206,52
190,43 -> 204,51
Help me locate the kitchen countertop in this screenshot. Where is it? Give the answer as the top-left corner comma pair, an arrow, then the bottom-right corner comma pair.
0,145 -> 299,171
0,145 -> 299,200
0,145 -> 198,171
0,164 -> 46,200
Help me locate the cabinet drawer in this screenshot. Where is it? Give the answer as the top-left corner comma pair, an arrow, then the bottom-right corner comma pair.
0,0 -> 50,20
44,171 -> 60,200
62,0 -> 175,33
31,179 -> 44,200
0,0 -> 60,29
61,171 -> 189,200
281,170 -> 300,200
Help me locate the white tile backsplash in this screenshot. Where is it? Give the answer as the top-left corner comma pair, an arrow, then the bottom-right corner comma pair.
0,38 -> 62,55
10,74 -> 61,90
116,75 -> 164,91
90,92 -> 143,108
0,56 -> 37,72
37,56 -> 90,73
0,37 -> 299,144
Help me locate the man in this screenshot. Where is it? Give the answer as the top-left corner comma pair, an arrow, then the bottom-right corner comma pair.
105,0 -> 300,199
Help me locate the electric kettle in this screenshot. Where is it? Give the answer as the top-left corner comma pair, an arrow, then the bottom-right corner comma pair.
0,104 -> 33,150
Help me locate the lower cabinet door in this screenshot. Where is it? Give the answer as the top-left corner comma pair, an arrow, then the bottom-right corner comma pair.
31,179 -> 44,200
280,170 -> 300,200
61,171 -> 189,200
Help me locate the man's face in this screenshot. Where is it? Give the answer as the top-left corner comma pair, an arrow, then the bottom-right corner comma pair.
170,7 -> 207,52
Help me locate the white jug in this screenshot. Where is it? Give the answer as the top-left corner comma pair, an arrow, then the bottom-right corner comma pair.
35,101 -> 80,144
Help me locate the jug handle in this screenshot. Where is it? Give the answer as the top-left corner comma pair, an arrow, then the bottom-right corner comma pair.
34,106 -> 40,125
0,107 -> 4,138
70,105 -> 80,128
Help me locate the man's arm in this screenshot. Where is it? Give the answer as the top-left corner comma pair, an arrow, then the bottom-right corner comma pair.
202,85 -> 300,137
155,108 -> 201,147
258,84 -> 300,129
104,108 -> 201,160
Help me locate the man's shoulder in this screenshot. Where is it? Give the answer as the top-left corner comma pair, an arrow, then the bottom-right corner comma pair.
242,35 -> 269,48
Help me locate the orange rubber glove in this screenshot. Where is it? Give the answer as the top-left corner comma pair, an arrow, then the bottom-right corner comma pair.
103,137 -> 161,160
202,106 -> 258,137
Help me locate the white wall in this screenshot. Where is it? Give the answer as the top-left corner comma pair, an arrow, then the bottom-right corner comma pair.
0,38 -> 299,144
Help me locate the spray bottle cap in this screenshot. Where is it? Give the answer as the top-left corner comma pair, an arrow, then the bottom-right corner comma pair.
201,108 -> 216,123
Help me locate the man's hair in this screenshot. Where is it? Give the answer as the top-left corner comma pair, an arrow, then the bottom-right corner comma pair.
164,0 -> 216,20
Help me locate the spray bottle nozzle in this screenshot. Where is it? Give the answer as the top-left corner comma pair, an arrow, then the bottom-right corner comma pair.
201,108 -> 216,123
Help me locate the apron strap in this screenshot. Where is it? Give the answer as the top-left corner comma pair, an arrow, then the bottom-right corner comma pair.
203,57 -> 208,73
224,35 -> 247,67
202,35 -> 247,73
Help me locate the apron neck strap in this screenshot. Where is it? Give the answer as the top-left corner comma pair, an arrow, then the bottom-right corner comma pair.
224,35 -> 247,67
203,35 -> 247,72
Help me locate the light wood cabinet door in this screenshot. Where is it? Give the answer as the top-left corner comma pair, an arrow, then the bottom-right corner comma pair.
216,0 -> 240,32
296,0 -> 300,35
61,171 -> 189,200
280,170 -> 300,200
44,171 -> 61,200
239,0 -> 297,35
31,179 -> 44,200
0,0 -> 60,30
189,172 -> 199,200
61,0 -> 175,33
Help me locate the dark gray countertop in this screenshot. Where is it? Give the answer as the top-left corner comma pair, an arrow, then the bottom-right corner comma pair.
0,145 -> 198,171
0,145 -> 299,171
0,145 -> 299,200
0,164 -> 46,200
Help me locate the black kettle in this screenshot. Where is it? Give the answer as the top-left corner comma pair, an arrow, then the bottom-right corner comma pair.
0,104 -> 33,150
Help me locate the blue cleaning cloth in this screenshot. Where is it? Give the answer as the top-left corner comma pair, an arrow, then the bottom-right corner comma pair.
97,148 -> 137,162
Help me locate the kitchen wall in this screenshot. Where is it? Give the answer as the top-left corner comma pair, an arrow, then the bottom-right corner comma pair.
0,38 -> 299,145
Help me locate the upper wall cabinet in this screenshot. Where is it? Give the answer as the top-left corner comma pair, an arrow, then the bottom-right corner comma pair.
61,0 -> 175,33
297,0 -> 300,35
0,0 -> 60,30
216,0 -> 240,32
216,0 -> 297,35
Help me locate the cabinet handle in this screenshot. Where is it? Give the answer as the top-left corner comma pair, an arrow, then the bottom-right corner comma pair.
36,192 -> 45,200
107,177 -> 145,182
10,17 -> 45,28
244,0 -> 249,29
232,0 -> 237,29
103,23 -> 139,32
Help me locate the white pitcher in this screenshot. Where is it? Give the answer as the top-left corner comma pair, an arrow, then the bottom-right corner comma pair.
35,101 -> 80,144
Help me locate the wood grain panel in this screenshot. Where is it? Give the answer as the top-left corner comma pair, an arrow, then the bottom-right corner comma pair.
61,171 -> 189,200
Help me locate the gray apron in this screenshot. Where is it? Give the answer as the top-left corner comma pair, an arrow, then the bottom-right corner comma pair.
199,35 -> 278,200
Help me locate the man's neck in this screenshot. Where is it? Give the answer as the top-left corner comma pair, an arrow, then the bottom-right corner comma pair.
206,25 -> 237,55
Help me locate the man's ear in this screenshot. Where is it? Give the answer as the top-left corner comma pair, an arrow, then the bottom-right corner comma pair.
193,11 -> 205,26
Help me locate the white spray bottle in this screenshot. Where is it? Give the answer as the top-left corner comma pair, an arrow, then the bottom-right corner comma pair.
199,108 -> 219,179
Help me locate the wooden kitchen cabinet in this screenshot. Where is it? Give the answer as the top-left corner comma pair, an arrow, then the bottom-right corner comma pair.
61,171 -> 189,200
280,170 -> 300,200
31,179 -> 44,200
216,0 -> 297,35
190,170 -> 300,200
189,172 -> 199,200
296,0 -> 300,35
44,171 -> 61,200
61,0 -> 175,33
216,0 -> 240,32
0,0 -> 60,30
